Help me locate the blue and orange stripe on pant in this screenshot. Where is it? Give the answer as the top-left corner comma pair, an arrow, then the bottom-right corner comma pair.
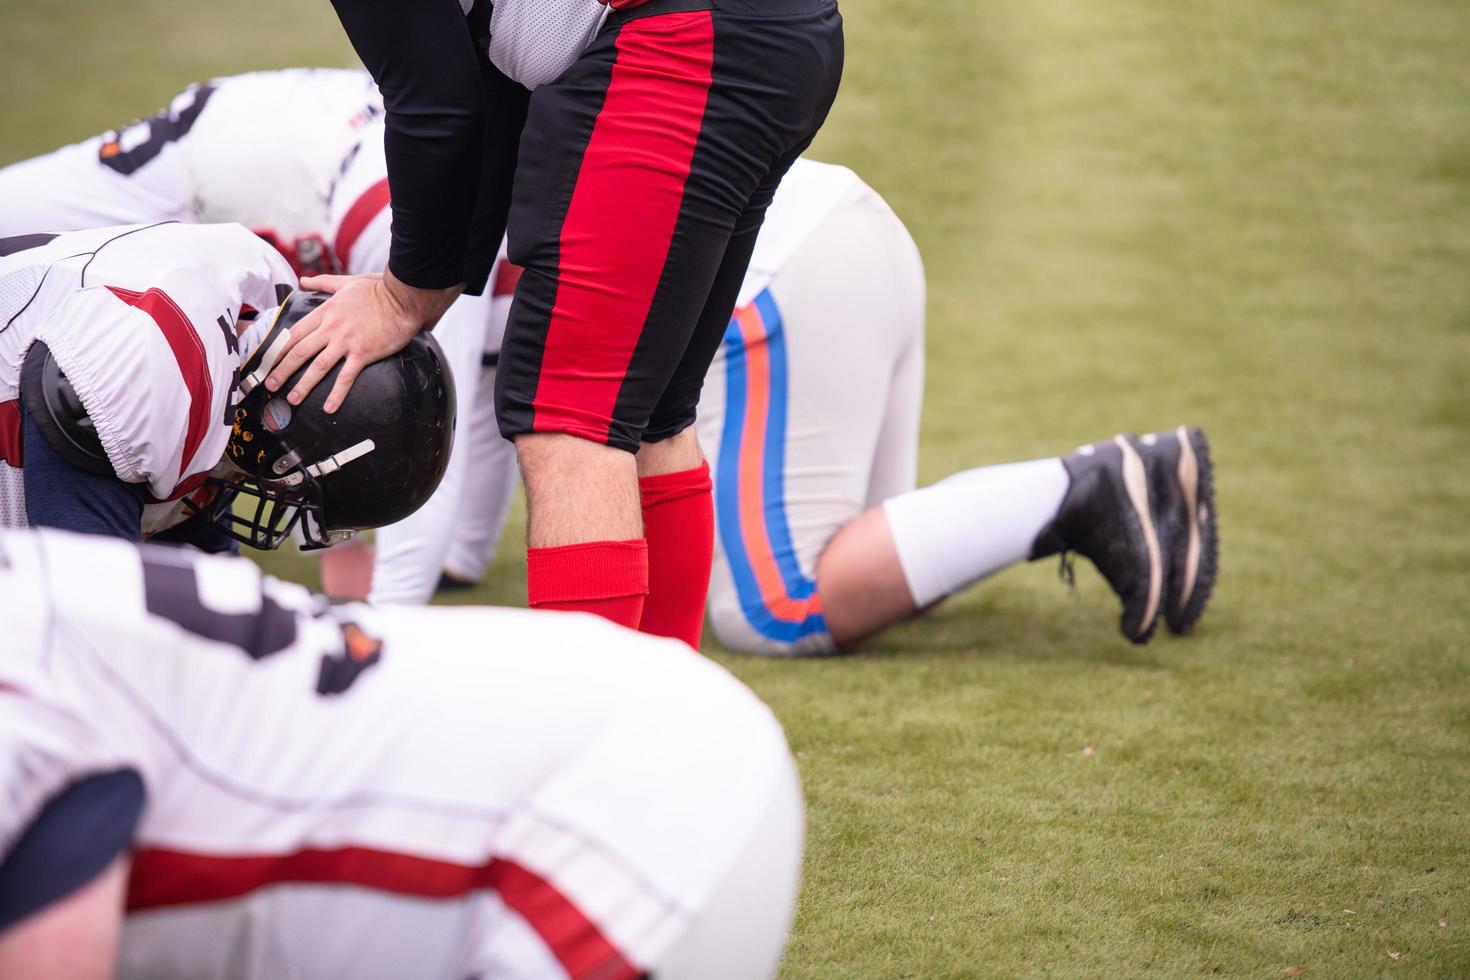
715,289 -> 829,644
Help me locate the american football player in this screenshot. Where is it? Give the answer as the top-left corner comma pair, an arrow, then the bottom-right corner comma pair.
0,68 -> 380,275
0,222 -> 453,550
0,527 -> 802,980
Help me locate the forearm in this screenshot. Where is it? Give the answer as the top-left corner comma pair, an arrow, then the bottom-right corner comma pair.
0,857 -> 127,980
383,268 -> 462,331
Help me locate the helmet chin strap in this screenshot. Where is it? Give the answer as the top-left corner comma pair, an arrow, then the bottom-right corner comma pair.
303,439 -> 376,478
236,307 -> 290,396
270,439 -> 378,487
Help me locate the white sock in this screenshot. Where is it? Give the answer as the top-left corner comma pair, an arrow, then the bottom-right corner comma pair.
882,458 -> 1069,608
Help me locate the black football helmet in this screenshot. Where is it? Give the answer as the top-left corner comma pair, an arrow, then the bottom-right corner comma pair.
199,290 -> 456,550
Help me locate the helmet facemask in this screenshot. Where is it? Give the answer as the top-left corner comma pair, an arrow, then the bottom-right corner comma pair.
193,458 -> 356,552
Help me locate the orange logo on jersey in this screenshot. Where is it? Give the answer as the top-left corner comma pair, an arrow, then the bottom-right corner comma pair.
342,623 -> 382,663
316,621 -> 384,696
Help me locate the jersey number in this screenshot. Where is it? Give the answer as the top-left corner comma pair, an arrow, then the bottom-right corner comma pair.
141,553 -> 297,659
98,83 -> 218,176
140,551 -> 383,695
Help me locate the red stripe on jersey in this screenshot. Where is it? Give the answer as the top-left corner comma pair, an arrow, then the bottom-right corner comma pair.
333,178 -> 392,273
105,286 -> 212,482
494,859 -> 640,979
492,260 -> 524,298
530,12 -> 715,442
126,846 -> 640,979
0,399 -> 22,467
145,469 -> 211,505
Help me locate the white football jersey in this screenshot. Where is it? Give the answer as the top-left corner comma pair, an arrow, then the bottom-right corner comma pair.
182,69 -> 382,241
0,69 -> 381,257
0,528 -> 801,980
0,223 -> 295,526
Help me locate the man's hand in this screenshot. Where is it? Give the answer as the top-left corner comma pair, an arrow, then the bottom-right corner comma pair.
265,270 -> 462,414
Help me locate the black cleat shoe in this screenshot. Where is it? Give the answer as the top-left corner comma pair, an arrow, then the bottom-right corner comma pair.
1135,426 -> 1218,635
1030,434 -> 1165,644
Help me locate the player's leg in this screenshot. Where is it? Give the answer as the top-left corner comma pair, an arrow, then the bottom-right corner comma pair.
806,203 -> 928,649
441,364 -> 520,589
631,2 -> 846,650
367,292 -> 495,604
632,209 -> 765,650
0,856 -> 128,980
497,0 -> 843,634
822,330 -> 1169,647
865,430 -> 1208,645
697,184 -> 906,656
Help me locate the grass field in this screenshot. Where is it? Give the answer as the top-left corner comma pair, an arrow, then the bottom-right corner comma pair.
4,0 -> 1468,975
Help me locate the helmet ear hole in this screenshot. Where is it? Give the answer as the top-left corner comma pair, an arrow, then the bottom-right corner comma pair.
262,397 -> 293,432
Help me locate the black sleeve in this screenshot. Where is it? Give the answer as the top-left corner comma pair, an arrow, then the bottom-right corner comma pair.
330,0 -> 491,291
460,61 -> 532,296
0,770 -> 145,931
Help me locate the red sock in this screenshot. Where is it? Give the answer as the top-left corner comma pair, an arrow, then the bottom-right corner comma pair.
638,462 -> 714,649
526,539 -> 648,630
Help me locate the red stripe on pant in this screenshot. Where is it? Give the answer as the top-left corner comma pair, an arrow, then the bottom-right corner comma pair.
530,11 -> 716,443
0,399 -> 21,466
105,286 -> 213,480
127,845 -> 640,979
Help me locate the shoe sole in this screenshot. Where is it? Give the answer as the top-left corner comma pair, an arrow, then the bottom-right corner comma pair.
1165,426 -> 1218,634
1115,434 -> 1163,643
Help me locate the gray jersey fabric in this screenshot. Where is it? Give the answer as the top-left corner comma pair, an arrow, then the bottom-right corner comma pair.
489,0 -> 610,89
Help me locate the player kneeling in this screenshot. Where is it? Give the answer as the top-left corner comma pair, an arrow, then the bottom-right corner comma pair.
0,528 -> 803,980
0,223 -> 452,549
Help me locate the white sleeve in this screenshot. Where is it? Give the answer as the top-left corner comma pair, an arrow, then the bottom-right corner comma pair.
32,224 -> 295,499
35,274 -> 238,499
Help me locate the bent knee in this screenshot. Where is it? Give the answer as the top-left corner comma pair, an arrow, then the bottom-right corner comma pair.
707,605 -> 840,658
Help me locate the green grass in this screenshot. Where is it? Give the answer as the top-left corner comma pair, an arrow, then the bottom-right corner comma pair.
5,0 -> 1468,974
